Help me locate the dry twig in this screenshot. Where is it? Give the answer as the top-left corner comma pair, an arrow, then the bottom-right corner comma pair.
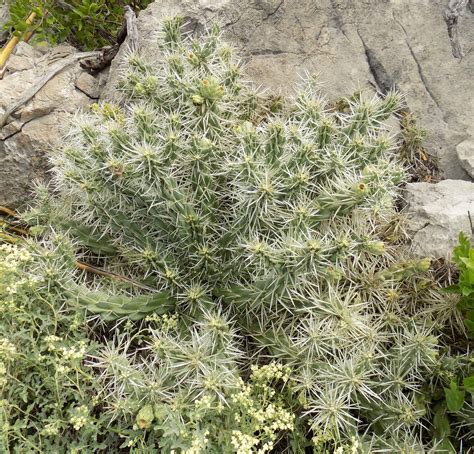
444,0 -> 470,58
0,51 -> 100,128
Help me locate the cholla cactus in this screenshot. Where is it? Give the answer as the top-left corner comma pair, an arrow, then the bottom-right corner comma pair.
26,17 -> 470,451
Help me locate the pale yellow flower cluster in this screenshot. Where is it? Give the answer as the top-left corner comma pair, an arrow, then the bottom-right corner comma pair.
334,438 -> 360,454
69,405 -> 89,431
182,430 -> 211,454
313,433 -> 361,454
145,313 -> 179,331
60,341 -> 87,361
0,244 -> 33,297
41,422 -> 60,437
250,362 -> 291,383
0,361 -> 7,387
312,429 -> 334,448
0,338 -> 16,361
0,297 -> 15,312
45,335 -> 63,351
0,338 -> 16,386
230,431 -> 260,454
194,394 -> 213,410
0,244 -> 31,269
228,364 -> 295,454
43,335 -> 88,374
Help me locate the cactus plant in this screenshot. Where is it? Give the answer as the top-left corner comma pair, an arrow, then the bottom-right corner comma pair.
24,17 -> 472,452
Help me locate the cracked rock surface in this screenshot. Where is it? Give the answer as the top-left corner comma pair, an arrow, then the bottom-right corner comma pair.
457,138 -> 474,178
0,43 -> 107,208
104,0 -> 474,180
404,180 -> 474,258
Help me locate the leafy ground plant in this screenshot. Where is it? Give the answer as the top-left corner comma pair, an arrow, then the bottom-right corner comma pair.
422,232 -> 474,453
0,240 -> 109,452
447,231 -> 474,335
3,16 -> 472,452
3,0 -> 152,50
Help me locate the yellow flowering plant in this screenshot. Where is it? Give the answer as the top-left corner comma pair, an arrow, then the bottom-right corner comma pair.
128,363 -> 303,453
0,240 -> 135,451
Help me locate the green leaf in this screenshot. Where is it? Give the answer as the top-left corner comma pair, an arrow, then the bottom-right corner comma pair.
464,319 -> 474,337
433,405 -> 451,439
453,232 -> 471,266
463,376 -> 474,395
457,295 -> 474,310
444,381 -> 465,412
434,439 -> 456,454
64,223 -> 119,255
442,284 -> 461,294
461,284 -> 474,297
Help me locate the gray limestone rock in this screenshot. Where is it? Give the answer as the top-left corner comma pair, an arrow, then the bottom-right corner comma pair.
0,113 -> 67,208
404,180 -> 474,258
75,71 -> 103,99
0,43 -> 102,208
457,139 -> 474,178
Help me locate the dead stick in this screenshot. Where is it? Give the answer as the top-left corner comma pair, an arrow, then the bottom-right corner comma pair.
0,232 -> 19,243
23,10 -> 49,44
76,261 -> 157,291
444,0 -> 469,58
0,220 -> 29,236
0,206 -> 20,218
0,51 -> 100,128
124,6 -> 139,52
